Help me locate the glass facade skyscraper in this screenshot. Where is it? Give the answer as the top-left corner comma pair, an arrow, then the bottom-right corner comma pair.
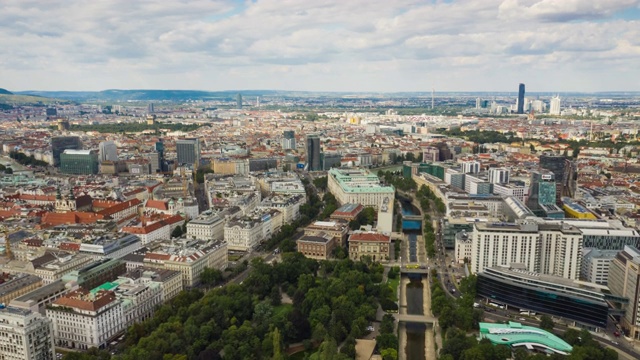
306,134 -> 321,171
51,136 -> 82,166
176,138 -> 200,166
517,83 -> 525,114
60,150 -> 99,175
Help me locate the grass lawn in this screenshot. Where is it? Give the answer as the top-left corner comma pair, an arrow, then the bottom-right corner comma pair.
228,254 -> 242,261
387,277 -> 400,300
273,304 -> 293,318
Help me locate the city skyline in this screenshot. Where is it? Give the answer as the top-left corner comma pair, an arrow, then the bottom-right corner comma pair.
2,0 -> 640,93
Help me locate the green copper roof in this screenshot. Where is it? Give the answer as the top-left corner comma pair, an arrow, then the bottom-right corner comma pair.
90,282 -> 119,294
479,322 -> 573,354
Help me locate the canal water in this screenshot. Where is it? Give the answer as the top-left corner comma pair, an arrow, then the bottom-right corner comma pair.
401,198 -> 427,359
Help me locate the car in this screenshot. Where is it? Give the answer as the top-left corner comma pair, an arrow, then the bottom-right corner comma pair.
518,317 -> 526,321
612,341 -> 619,345
366,326 -> 375,332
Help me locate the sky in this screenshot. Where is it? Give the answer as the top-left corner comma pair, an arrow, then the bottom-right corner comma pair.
1,0 -> 640,93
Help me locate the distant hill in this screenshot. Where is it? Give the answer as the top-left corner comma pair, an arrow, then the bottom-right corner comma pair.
16,89 -> 282,102
0,88 -> 13,95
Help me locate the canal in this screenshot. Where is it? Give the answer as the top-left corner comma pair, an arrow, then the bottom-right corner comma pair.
400,197 -> 427,359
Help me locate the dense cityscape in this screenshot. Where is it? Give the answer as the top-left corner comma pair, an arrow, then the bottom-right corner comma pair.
3,1 -> 640,360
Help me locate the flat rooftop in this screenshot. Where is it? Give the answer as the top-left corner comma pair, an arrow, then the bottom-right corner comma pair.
479,322 -> 572,354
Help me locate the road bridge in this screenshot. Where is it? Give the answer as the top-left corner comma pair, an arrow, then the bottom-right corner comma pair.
395,313 -> 436,325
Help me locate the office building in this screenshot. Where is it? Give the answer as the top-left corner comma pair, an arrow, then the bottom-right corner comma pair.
47,289 -> 123,350
98,141 -> 118,162
488,168 -> 509,184
0,307 -> 55,360
493,182 -> 528,203
562,197 -> 597,219
327,168 -> 395,210
148,103 -> 154,114
236,93 -> 242,109
581,248 -> 617,285
550,96 -> 561,115
176,138 -> 200,166
51,136 -> 82,166
186,214 -> 225,241
609,246 -> 640,339
155,139 -> 166,172
60,150 -> 99,175
57,118 -> 69,131
297,232 -> 337,260
422,146 -> 440,163
306,134 -> 321,171
321,152 -> 342,170
527,170 -> 563,218
282,130 -> 296,150
517,83 -> 525,114
477,266 -> 622,329
539,155 -> 567,201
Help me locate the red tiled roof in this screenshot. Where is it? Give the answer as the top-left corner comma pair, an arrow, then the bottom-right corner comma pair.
41,211 -> 105,226
53,288 -> 117,312
145,199 -> 169,211
98,199 -> 142,217
59,242 -> 82,251
349,232 -> 391,243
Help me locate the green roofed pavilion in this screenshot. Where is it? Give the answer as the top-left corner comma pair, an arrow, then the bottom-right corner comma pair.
479,322 -> 572,355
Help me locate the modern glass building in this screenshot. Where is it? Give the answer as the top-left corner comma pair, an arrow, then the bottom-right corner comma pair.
60,150 -> 99,175
477,266 -> 626,329
51,136 -> 82,166
479,322 -> 572,355
517,83 -> 525,114
306,134 -> 321,171
176,138 -> 200,166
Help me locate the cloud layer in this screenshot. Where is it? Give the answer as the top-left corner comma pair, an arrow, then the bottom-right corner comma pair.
2,0 -> 639,92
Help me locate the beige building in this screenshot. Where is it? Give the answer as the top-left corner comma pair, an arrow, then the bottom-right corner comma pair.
34,253 -> 94,284
609,246 -> 640,340
143,240 -> 228,288
348,231 -> 391,262
0,307 -> 55,360
304,220 -> 349,247
0,274 -> 42,306
297,232 -> 337,260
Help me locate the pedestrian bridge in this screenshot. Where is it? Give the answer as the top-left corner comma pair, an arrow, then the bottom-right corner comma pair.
395,313 -> 436,325
402,215 -> 422,221
400,267 -> 429,275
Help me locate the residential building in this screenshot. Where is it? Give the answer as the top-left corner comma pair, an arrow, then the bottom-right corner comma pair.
422,146 -> 440,163
60,150 -> 99,175
550,96 -> 561,115
608,246 -> 640,339
461,161 -> 480,174
122,214 -> 184,245
454,231 -> 472,264
348,231 -> 391,262
581,248 -> 617,285
119,267 -> 183,303
47,289 -> 123,350
281,130 -> 296,150
327,168 -> 395,210
488,168 -> 510,184
224,218 -> 264,251
493,182 -> 528,203
0,307 -> 55,360
297,232 -> 336,260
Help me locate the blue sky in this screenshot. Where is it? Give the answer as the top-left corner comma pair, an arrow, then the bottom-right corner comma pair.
1,0 -> 639,92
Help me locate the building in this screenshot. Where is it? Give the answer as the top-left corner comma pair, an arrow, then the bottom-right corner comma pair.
122,215 -> 184,245
304,220 -> 349,247
608,246 -> 640,339
581,248 -> 617,285
377,197 -> 394,234
517,83 -> 525,114
282,130 -> 296,150
488,168 -> 509,184
539,155 -> 567,202
143,240 -> 228,288
224,218 -> 265,251
478,322 -> 572,355
47,289 -> 123,350
60,150 -> 99,175
463,173 -> 492,195
78,234 -> 142,260
297,232 -> 337,260
562,197 -> 596,219
422,146 -> 440,163
461,161 -> 480,174
51,136 -> 81,166
442,217 -> 475,249
493,182 -> 528,203
454,231 -> 472,264
327,168 -> 395,210
330,203 -> 364,222
61,259 -> 127,291
348,231 -> 391,262
321,152 -> 342,170
98,141 -> 118,162
0,307 -> 55,360
550,96 -> 561,115
306,134 -> 321,171
119,267 -> 183,303
148,103 -> 154,114
9,280 -> 79,315
477,266 -> 621,329
176,138 -> 200,166
236,93 -> 242,109
186,214 -> 225,241
0,274 -> 43,307
471,221 -> 583,280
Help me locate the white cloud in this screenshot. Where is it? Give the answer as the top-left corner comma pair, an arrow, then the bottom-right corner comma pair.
0,0 -> 639,91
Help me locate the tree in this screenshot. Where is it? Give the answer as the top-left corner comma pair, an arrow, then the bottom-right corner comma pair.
539,315 -> 554,332
200,267 -> 223,287
171,225 -> 183,238
271,328 -> 284,360
380,348 -> 398,360
4,167 -> 12,174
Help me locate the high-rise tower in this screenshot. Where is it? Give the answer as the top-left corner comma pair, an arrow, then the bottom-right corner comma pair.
517,83 -> 525,114
176,138 -> 201,166
306,134 -> 321,171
